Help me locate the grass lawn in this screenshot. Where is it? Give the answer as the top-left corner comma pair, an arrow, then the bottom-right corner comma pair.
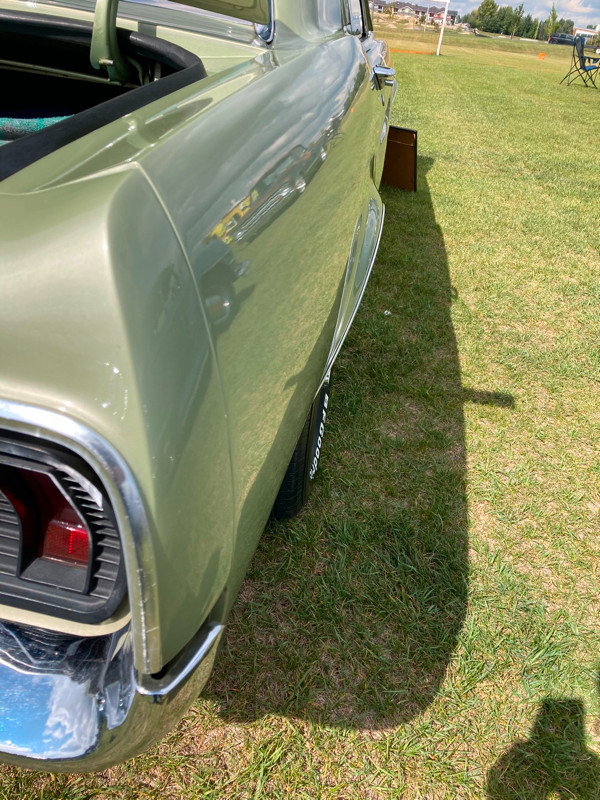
3,24 -> 600,800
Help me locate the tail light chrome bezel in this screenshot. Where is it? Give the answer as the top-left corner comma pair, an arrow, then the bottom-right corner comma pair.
0,433 -> 127,623
0,400 -> 161,675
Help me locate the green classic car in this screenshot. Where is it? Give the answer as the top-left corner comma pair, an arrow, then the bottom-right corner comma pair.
0,0 -> 395,770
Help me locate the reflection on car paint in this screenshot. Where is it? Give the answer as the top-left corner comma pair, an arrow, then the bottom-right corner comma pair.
0,621 -> 133,759
209,142 -> 329,245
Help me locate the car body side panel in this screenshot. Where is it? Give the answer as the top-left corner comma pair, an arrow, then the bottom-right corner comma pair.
140,33 -> 384,602
0,169 -> 234,670
329,32 -> 394,354
0,56 -> 270,195
0,0 -> 395,771
0,2 -> 390,673
106,175 -> 234,665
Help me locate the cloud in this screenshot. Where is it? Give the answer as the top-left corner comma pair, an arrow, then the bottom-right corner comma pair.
530,0 -> 600,24
456,0 -> 600,25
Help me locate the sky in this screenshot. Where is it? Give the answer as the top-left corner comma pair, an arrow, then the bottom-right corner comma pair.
455,0 -> 600,26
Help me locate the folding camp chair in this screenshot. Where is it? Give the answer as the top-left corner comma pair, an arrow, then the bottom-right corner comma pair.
560,35 -> 600,88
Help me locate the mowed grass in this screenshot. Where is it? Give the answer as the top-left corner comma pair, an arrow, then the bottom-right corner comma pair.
3,26 -> 600,800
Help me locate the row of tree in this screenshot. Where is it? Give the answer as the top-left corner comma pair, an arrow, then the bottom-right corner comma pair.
460,0 -> 575,40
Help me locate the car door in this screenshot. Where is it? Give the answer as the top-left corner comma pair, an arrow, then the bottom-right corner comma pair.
351,0 -> 397,186
325,0 -> 396,365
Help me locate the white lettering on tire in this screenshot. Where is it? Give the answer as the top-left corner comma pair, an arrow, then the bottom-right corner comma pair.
309,392 -> 329,480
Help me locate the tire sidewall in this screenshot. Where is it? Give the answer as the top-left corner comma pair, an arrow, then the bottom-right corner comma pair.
303,373 -> 330,502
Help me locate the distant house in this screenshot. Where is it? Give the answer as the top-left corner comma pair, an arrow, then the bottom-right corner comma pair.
372,0 -> 458,23
426,5 -> 459,23
373,1 -> 405,14
572,26 -> 596,41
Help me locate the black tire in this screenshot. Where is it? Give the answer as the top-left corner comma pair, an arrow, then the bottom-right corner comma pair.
272,372 -> 330,519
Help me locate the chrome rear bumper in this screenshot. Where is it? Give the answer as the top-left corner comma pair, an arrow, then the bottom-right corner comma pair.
0,618 -> 223,771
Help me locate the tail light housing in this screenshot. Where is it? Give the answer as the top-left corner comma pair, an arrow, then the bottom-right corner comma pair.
0,434 -> 126,622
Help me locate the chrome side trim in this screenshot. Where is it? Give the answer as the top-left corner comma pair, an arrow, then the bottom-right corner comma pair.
137,621 -> 223,697
372,65 -> 396,89
254,0 -> 274,42
0,400 -> 161,674
323,202 -> 385,379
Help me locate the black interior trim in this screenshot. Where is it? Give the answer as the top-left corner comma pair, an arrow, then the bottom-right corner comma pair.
0,9 -> 201,70
0,10 -> 207,182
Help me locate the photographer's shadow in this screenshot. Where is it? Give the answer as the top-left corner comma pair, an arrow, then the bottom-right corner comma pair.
487,699 -> 600,799
206,157 -> 493,729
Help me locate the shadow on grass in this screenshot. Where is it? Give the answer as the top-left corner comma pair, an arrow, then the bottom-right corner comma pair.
486,699 -> 600,799
205,157 -> 505,729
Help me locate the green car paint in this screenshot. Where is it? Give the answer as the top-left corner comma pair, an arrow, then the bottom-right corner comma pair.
0,0 -> 394,768
171,0 -> 270,25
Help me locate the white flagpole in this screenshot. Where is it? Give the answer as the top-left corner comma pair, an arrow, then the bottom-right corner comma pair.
436,0 -> 450,55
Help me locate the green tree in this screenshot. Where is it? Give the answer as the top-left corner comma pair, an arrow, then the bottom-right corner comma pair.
557,17 -> 574,33
477,0 -> 499,31
520,12 -> 534,36
510,2 -> 524,37
464,1 -> 543,38
497,5 -> 515,34
546,3 -> 559,36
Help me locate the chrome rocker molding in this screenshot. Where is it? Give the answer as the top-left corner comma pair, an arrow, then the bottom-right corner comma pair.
324,202 -> 385,379
0,399 -> 161,674
0,617 -> 223,771
137,620 -> 223,697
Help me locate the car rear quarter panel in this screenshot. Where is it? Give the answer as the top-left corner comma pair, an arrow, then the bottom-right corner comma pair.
0,15 -> 388,673
0,169 -> 233,670
141,32 -> 385,606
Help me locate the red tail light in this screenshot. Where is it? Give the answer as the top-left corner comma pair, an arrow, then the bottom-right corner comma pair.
42,524 -> 90,566
0,436 -> 126,622
2,468 -> 90,569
